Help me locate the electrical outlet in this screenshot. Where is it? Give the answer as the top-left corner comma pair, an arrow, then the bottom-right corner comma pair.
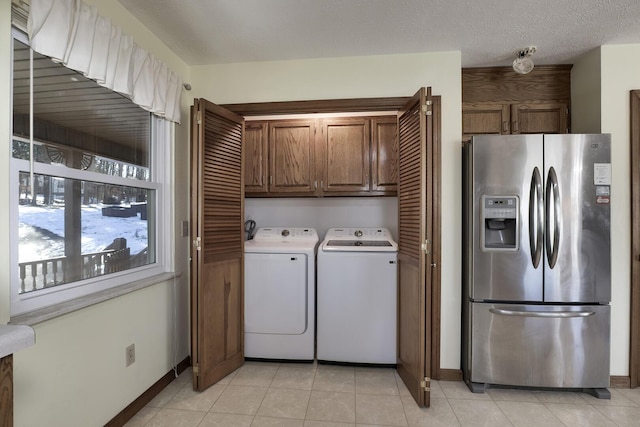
126,344 -> 135,367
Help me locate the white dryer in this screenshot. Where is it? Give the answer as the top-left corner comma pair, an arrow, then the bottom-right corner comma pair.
244,227 -> 318,361
317,228 -> 398,364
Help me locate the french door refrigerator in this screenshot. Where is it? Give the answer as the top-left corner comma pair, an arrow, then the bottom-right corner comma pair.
462,134 -> 612,398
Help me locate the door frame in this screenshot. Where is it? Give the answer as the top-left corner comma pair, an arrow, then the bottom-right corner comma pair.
630,90 -> 640,388
222,97 -> 442,379
431,96 -> 442,380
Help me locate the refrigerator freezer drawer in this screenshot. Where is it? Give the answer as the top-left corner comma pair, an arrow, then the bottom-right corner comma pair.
470,303 -> 610,389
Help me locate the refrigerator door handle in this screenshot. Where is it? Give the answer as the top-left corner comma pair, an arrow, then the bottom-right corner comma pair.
489,308 -> 595,318
529,167 -> 544,268
545,167 -> 560,268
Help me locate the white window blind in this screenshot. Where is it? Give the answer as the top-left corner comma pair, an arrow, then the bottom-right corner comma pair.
23,0 -> 183,123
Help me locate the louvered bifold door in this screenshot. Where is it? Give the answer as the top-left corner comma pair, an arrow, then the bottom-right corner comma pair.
190,98 -> 245,392
396,87 -> 433,407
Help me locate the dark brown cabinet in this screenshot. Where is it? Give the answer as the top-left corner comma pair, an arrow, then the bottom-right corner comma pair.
1,355 -> 12,427
244,116 -> 397,197
510,102 -> 568,134
318,117 -> 370,194
462,103 -> 510,141
244,122 -> 268,193
463,101 -> 568,141
462,65 -> 571,142
269,120 -> 317,194
371,116 -> 398,193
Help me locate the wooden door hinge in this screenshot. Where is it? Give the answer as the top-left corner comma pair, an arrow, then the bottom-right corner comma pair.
193,365 -> 199,376
420,376 -> 431,391
196,111 -> 202,125
193,236 -> 201,251
421,239 -> 431,254
422,101 -> 433,116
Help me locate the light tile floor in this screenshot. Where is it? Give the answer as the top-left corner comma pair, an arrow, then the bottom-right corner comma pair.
124,361 -> 640,427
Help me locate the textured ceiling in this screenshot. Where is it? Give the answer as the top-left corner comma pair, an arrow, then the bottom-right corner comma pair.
117,0 -> 640,68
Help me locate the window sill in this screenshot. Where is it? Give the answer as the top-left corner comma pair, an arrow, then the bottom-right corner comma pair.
9,272 -> 181,326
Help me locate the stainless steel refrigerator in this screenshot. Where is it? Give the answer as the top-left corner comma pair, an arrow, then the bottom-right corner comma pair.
462,134 -> 611,398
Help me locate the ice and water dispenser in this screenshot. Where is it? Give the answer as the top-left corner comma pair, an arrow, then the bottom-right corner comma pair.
481,196 -> 518,251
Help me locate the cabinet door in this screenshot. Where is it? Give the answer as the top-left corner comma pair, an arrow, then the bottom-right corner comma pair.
319,117 -> 370,194
511,102 -> 568,134
462,103 -> 510,141
269,120 -> 316,194
244,122 -> 268,193
371,116 -> 398,193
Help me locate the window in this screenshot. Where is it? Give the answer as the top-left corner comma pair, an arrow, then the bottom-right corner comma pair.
10,31 -> 172,316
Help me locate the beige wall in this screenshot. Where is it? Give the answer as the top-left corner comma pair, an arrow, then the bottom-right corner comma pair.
571,47 -> 602,133
599,44 -> 640,376
191,51 -> 464,369
572,44 -> 639,376
14,283 -> 181,426
4,1 -> 192,425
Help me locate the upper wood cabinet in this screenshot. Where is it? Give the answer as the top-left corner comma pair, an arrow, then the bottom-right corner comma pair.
462,103 -> 510,141
462,101 -> 569,141
371,116 -> 398,192
269,119 -> 317,194
462,65 -> 571,141
244,122 -> 268,193
318,117 -> 370,194
244,116 -> 397,197
510,102 -> 568,134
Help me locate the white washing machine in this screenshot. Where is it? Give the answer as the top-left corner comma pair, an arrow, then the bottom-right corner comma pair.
244,227 -> 318,360
317,227 -> 398,364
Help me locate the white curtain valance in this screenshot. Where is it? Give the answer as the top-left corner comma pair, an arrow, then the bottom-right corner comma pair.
28,0 -> 183,123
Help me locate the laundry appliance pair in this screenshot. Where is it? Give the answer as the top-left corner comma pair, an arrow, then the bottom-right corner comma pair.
244,227 -> 397,364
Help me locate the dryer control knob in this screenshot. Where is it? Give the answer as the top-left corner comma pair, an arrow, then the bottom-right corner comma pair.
354,230 -> 363,237
282,229 -> 290,237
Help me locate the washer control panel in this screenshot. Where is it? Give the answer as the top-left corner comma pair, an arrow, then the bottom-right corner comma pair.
325,228 -> 393,240
322,228 -> 397,252
252,227 -> 318,242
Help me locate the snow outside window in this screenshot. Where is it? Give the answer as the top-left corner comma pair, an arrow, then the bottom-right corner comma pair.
10,31 -> 172,316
